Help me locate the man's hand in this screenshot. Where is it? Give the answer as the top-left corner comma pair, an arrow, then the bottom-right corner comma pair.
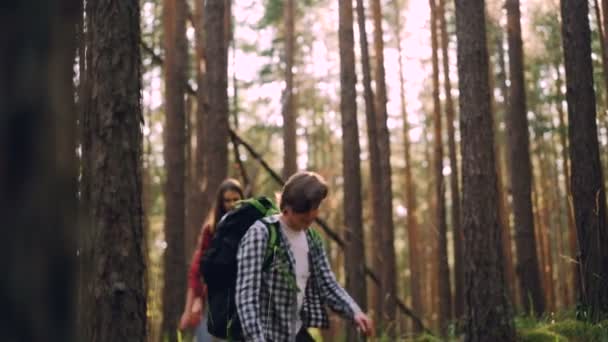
353,312 -> 374,337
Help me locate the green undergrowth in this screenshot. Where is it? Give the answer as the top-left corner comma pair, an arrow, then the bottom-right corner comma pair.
516,314 -> 608,342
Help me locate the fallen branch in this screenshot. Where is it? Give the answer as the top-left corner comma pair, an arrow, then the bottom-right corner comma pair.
140,40 -> 197,96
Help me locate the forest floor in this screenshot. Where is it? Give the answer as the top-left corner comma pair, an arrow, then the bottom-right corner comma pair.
407,311 -> 608,342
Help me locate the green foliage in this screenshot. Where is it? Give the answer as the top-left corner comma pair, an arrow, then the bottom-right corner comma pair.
258,0 -> 284,28
398,315 -> 608,341
549,319 -> 608,341
519,328 -> 568,342
515,313 -> 608,342
405,332 -> 443,342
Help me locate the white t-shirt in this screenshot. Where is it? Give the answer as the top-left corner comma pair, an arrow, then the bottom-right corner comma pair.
279,218 -> 310,334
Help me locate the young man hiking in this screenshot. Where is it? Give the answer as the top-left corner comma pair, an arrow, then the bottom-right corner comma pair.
236,171 -> 373,341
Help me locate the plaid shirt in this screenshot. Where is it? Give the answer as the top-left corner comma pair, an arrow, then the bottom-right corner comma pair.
236,215 -> 361,342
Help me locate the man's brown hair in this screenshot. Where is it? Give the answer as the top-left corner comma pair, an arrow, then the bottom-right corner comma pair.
280,171 -> 328,213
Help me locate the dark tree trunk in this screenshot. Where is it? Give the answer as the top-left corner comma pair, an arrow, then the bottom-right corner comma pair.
162,0 -> 188,339
561,0 -> 608,322
429,0 -> 452,334
356,0 -> 384,325
505,0 -> 545,316
454,0 -> 515,340
188,0 -> 210,260
282,0 -> 297,179
338,2 -> 368,341
205,0 -> 229,205
439,0 -> 463,321
370,0 -> 398,333
81,0 -> 147,340
1,1 -> 79,341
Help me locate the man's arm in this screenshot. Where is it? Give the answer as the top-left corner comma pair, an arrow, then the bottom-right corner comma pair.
311,240 -> 362,320
236,222 -> 268,342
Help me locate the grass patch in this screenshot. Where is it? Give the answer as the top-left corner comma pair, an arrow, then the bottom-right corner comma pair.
517,315 -> 608,342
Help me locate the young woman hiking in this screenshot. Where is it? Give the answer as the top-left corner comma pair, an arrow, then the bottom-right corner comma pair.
179,178 -> 244,341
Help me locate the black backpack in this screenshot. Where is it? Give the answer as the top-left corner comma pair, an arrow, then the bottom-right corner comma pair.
200,196 -> 280,340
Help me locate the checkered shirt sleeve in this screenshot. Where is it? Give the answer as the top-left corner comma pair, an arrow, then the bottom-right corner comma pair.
310,237 -> 362,320
236,222 -> 268,342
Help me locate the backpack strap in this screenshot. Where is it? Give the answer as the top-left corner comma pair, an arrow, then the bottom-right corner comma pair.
307,227 -> 324,249
260,218 -> 279,271
240,197 -> 279,216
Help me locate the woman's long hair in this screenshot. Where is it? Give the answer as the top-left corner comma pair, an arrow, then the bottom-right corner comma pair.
205,178 -> 244,234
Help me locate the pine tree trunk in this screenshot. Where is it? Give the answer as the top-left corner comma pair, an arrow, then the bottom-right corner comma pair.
369,0 -> 398,333
531,177 -> 544,304
505,0 -> 545,317
547,125 -> 568,310
438,0 -> 464,321
205,0 -> 229,206
455,0 -> 515,340
554,62 -> 577,306
82,0 -> 147,340
494,27 -> 519,310
560,0 -> 608,322
535,152 -> 555,312
282,0 -> 297,179
162,0 -> 188,339
393,0 -> 424,331
429,0 -> 452,334
339,3 -> 368,340
422,127 -> 437,330
189,0 -> 210,259
2,2 -> 79,341
185,95 -> 198,259
356,0 -> 384,325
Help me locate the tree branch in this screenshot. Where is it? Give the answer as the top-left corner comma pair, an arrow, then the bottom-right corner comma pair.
140,40 -> 197,95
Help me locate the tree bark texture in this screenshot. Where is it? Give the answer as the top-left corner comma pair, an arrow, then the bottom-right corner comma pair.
370,0 -> 398,333
356,0 -> 384,325
338,2 -> 368,341
438,0 -> 463,321
505,0 -> 545,316
561,0 -> 608,322
1,1 -> 79,341
205,0 -> 229,207
282,0 -> 298,179
82,0 -> 147,340
187,0 -> 210,261
455,0 -> 515,340
162,0 -> 188,339
429,0 -> 452,333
